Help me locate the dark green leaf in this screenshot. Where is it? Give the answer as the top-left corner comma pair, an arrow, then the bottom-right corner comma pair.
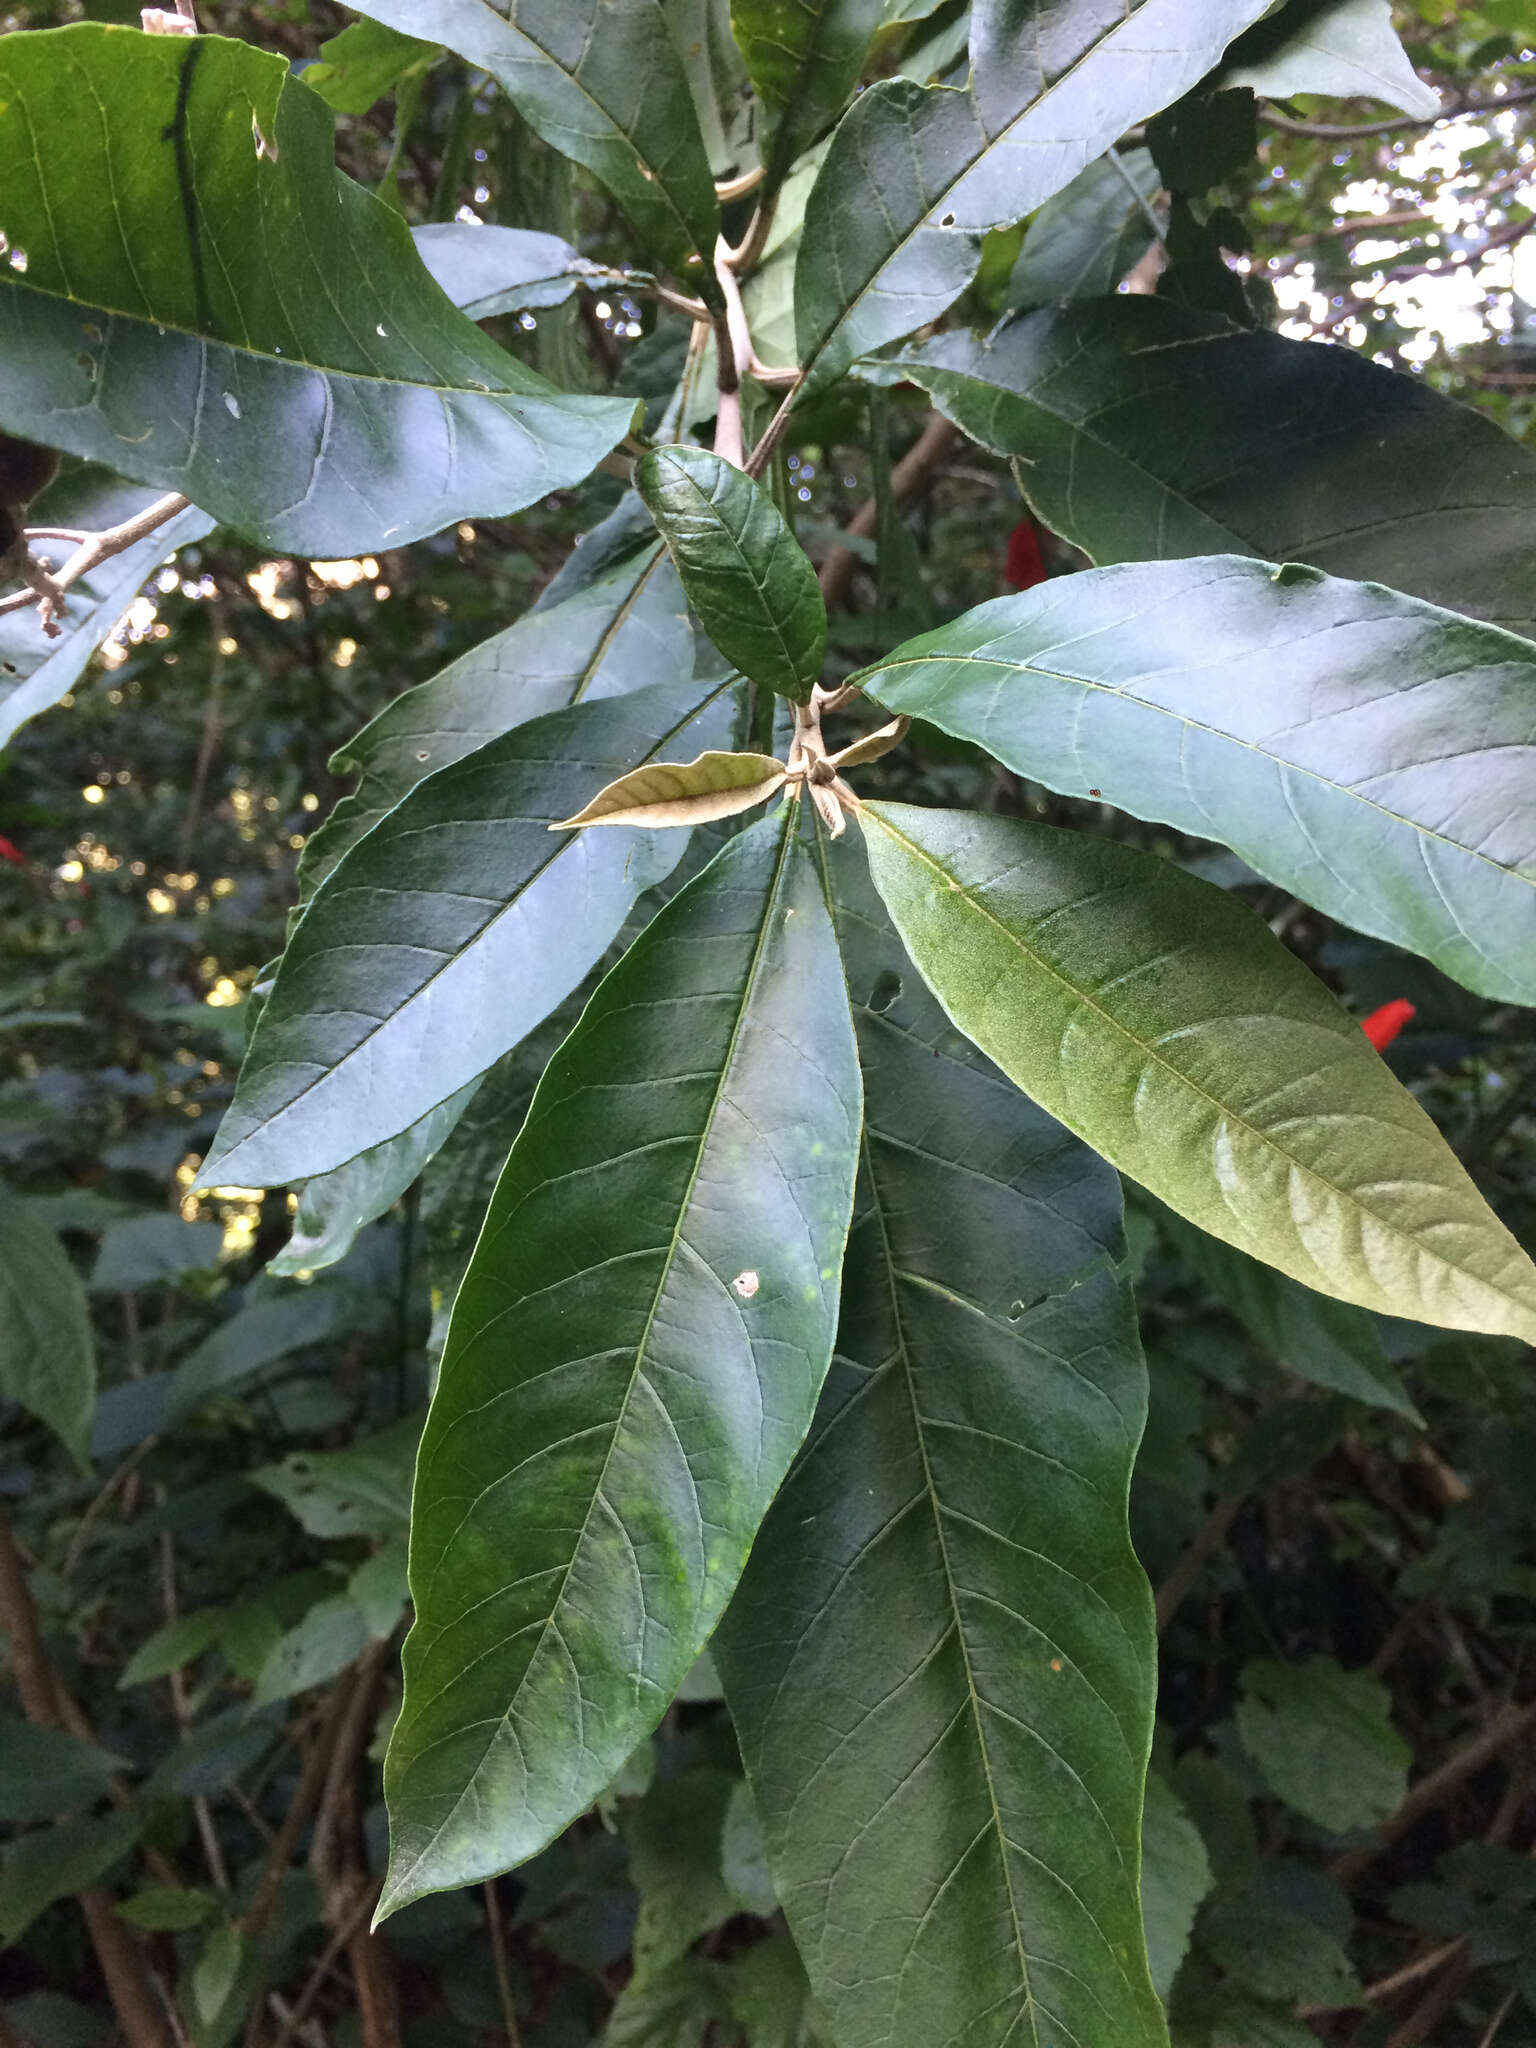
1156,1203 -> 1417,1419
638,446 -> 826,699
0,29 -> 636,555
301,548 -> 691,893
717,837 -> 1165,2048
0,467 -> 212,749
858,802 -> 1536,1337
792,0 -> 1274,393
88,1214 -> 222,1293
627,1772 -> 736,1987
253,1418 -> 419,1540
858,557 -> 1536,1004
0,1812 -> 142,1946
1235,1658 -> 1410,1834
412,223 -> 633,320
1006,148 -> 1159,310
1198,1890 -> 1359,2008
1142,1771 -> 1214,2002
1218,0 -> 1440,115
251,1598 -> 374,1707
115,1886 -> 217,1933
199,680 -> 735,1190
351,0 -> 721,288
729,0 -> 886,189
896,298 -> 1536,638
302,15 -> 437,114
0,1722 -> 125,1825
167,1281 -> 375,1421
120,1611 -> 225,1688
0,1194 -> 95,1467
380,811 -> 861,1913
1146,89 -> 1257,192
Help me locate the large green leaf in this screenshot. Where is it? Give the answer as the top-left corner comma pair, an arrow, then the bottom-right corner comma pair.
379,811 -> 861,1913
0,467 -> 213,749
0,1812 -> 142,1946
792,0 -> 1273,393
857,557 -> 1536,1005
0,1194 -> 95,1467
1218,0 -> 1439,115
198,680 -> 735,1192
729,0 -> 885,190
718,836 -> 1165,2048
299,547 -> 691,892
896,298 -> 1536,638
858,802 -> 1536,1339
1006,147 -> 1159,311
1234,1657 -> 1409,1835
0,1721 -> 126,1827
352,0 -> 721,292
638,446 -> 826,700
0,27 -> 635,555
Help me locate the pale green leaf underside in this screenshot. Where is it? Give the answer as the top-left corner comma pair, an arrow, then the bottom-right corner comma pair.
380,811 -> 861,1913
860,802 -> 1536,1340
1219,0 -> 1440,117
718,838 -> 1166,2048
0,28 -> 634,555
860,556 -> 1536,1006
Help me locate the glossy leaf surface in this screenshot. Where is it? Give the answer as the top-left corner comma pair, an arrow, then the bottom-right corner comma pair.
556,751 -> 787,829
638,446 -> 827,699
1219,0 -> 1439,115
300,547 -> 690,891
860,802 -> 1536,1339
380,812 -> 861,1912
729,0 -> 886,188
0,468 -> 213,749
0,1194 -> 95,1468
792,0 -> 1273,392
718,837 -> 1165,2048
412,223 -> 633,319
352,0 -> 721,288
199,681 -> 735,1191
897,299 -> 1536,637
859,557 -> 1536,1005
0,28 -> 635,555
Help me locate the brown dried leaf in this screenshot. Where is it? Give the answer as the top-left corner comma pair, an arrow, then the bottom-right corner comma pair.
828,714 -> 909,771
551,750 -> 787,831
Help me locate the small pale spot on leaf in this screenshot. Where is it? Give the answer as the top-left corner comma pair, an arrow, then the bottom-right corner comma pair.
732,1270 -> 760,1300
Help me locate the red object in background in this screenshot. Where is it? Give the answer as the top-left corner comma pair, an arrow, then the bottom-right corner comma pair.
1361,999 -> 1415,1051
0,835 -> 23,867
1005,519 -> 1047,590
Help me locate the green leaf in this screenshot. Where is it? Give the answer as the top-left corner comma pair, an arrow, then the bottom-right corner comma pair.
0,467 -> 213,750
269,1082 -> 482,1279
0,1811 -> 142,1945
351,0 -> 721,289
1219,0 -> 1440,116
0,28 -> 636,556
302,15 -> 437,114
896,298 -> 1536,639
0,1721 -> 125,1825
115,1885 -> 218,1933
638,446 -> 827,700
1154,1203 -> 1418,1420
555,750 -> 787,829
720,1780 -> 778,1918
724,1935 -> 836,2048
120,1610 -> 225,1688
167,1282 -> 374,1421
1142,1771 -> 1214,2002
252,1418 -> 419,1540
0,1196 -> 94,1466
1146,89 -> 1258,193
198,680 -> 735,1190
379,811 -> 861,1914
729,0 -> 886,190
857,802 -> 1536,1338
89,1215 -> 222,1293
792,0 -> 1274,393
717,836 -> 1165,2048
1235,1658 -> 1410,1834
628,1771 -> 737,1987
412,223 -> 634,319
191,1922 -> 244,2028
251,1598 -> 374,1707
602,1960 -> 726,2048
858,557 -> 1536,1005
1006,148 -> 1159,310
301,548 -> 691,894
1197,1889 -> 1359,2008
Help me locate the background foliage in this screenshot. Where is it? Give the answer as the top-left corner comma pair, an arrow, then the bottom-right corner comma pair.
1,2 -> 1536,2046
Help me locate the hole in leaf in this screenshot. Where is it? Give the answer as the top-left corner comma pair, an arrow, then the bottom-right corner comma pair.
867,970 -> 902,1015
939,212 -> 956,228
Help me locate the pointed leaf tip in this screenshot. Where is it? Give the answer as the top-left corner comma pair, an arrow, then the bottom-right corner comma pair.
551,750 -> 788,830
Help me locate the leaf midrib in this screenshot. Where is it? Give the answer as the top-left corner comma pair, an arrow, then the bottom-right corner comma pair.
866,643 -> 1536,893
863,805 -> 1535,1325
389,808 -> 797,1901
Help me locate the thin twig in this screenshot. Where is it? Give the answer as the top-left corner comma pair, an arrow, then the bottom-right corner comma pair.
1105,143 -> 1166,242
484,1880 -> 523,2048
818,414 -> 958,607
1258,84 -> 1536,140
265,1884 -> 380,2048
1155,1490 -> 1247,1633
0,492 -> 191,635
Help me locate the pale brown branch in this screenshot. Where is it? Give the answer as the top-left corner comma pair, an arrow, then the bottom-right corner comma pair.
1155,1489 -> 1247,1633
1259,84 -> 1536,140
1,491 -> 191,636
818,414 -> 958,608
